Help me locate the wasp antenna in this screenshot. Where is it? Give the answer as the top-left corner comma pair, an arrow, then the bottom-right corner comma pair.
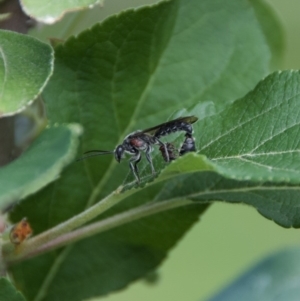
76,150 -> 114,162
83,149 -> 114,155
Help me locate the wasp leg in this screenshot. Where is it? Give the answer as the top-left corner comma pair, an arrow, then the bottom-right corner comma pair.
129,152 -> 141,183
155,138 -> 170,162
145,146 -> 155,174
159,142 -> 178,162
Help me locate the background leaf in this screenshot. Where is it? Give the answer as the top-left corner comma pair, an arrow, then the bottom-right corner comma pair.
250,0 -> 285,69
0,30 -> 53,115
207,247 -> 300,301
9,0 -> 272,300
20,0 -> 104,24
0,278 -> 26,301
28,0 -> 157,42
0,124 -> 81,211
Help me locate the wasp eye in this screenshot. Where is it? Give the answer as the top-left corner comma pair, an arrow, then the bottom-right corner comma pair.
115,145 -> 124,163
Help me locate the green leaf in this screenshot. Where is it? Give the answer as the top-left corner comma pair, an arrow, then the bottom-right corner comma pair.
9,0 -> 271,300
20,0 -> 104,24
0,30 -> 53,115
157,167 -> 300,228
207,247 -> 300,301
0,124 -> 81,210
197,71 -> 300,184
156,70 -> 300,227
0,278 -> 26,301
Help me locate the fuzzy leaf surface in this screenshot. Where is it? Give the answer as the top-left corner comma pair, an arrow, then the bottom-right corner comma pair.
0,31 -> 53,115
9,0 -> 271,300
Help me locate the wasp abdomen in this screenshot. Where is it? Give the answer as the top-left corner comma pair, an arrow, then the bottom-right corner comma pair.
179,134 -> 196,156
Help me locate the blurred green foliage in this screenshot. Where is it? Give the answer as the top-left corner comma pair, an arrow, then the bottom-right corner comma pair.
1,1 -> 299,300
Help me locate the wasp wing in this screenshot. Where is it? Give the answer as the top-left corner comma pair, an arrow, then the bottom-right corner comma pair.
142,115 -> 198,135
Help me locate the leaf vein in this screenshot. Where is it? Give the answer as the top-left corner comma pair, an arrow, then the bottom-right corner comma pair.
200,91 -> 300,152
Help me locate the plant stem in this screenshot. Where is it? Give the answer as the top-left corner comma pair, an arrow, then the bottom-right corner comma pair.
2,186 -> 136,260
6,198 -> 193,263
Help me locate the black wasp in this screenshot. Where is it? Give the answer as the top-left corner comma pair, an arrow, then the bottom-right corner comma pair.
78,116 -> 198,183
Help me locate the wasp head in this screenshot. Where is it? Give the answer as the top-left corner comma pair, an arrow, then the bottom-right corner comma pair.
115,145 -> 124,163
